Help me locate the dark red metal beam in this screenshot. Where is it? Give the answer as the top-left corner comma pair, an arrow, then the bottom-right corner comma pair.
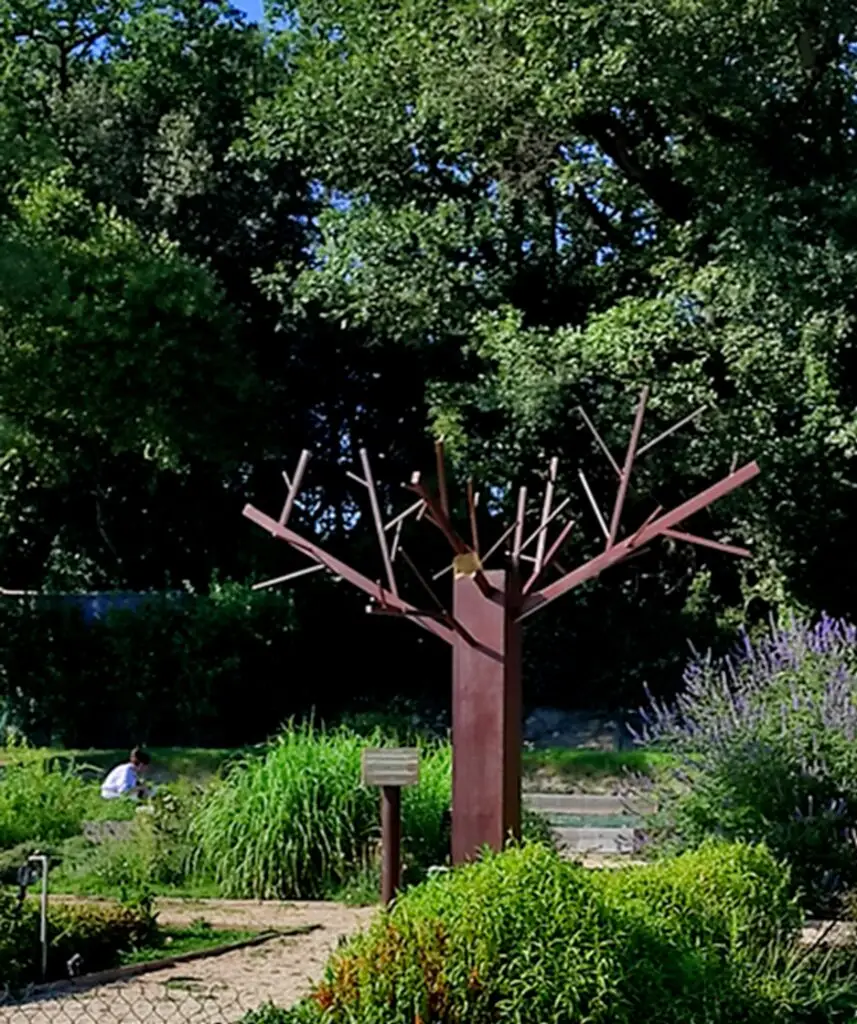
243,504 -> 456,646
518,461 -> 759,620
662,528 -> 751,558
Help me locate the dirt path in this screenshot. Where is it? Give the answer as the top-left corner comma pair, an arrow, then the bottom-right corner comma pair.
1,901 -> 376,1024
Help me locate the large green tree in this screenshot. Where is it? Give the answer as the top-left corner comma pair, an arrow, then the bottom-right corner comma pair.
250,0 -> 857,702
0,0 -> 316,589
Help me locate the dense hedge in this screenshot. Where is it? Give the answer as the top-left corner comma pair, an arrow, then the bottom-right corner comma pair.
251,841 -> 856,1024
0,579 -> 458,748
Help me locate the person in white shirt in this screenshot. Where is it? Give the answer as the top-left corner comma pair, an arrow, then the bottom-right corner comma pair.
100,747 -> 151,800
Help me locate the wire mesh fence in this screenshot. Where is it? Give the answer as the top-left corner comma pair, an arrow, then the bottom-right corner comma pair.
0,978 -> 260,1024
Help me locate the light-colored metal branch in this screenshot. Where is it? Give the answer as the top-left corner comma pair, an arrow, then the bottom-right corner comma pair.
519,496 -> 571,556
578,469 -> 609,539
512,486 -> 527,565
359,448 -> 398,596
390,518 -> 404,561
252,564 -> 324,590
384,499 -> 423,532
577,407 -> 622,476
637,404 -> 707,457
606,387 -> 649,549
523,518 -> 576,595
534,457 -> 559,575
279,449 -> 311,527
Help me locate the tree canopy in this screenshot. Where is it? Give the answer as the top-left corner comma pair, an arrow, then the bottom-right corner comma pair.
1,0 -> 855,707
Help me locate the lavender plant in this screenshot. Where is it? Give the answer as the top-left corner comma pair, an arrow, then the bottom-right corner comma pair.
634,613 -> 857,915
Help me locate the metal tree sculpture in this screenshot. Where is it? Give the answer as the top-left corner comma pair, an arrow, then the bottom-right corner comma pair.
243,387 -> 759,864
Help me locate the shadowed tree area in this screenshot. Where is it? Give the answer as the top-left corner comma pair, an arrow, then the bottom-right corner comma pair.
1,0 -> 856,733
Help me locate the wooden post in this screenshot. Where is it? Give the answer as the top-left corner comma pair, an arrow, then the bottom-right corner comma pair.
380,785 -> 401,905
451,568 -> 522,865
362,748 -> 419,906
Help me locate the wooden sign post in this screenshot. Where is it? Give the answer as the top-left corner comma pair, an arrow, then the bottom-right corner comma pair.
362,747 -> 419,905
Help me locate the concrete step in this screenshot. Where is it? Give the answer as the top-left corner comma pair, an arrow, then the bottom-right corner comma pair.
553,825 -> 638,856
524,792 -> 653,817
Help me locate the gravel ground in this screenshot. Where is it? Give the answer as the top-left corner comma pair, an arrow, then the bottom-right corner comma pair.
1,901 -> 376,1024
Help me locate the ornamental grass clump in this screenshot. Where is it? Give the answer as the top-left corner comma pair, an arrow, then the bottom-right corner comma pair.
635,613 -> 857,913
186,721 -> 451,899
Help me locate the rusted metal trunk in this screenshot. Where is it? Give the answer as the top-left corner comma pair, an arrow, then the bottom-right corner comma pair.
451,568 -> 522,865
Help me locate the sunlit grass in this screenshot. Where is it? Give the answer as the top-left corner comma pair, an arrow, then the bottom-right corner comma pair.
186,721 -> 452,899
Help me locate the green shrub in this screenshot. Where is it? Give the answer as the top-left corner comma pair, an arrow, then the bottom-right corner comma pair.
636,614 -> 857,914
0,743 -> 94,849
186,722 -> 452,899
292,840 -> 849,1024
0,889 -> 156,989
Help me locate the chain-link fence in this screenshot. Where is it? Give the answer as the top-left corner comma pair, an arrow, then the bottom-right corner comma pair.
0,978 -> 259,1024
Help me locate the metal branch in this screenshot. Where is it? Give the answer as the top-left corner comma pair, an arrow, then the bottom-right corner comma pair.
637,404 -> 708,457
519,460 -> 760,621
408,477 -> 470,555
606,387 -> 648,549
384,499 -> 423,532
519,553 -> 569,574
662,528 -> 751,558
577,406 -> 622,475
367,605 -> 446,619
578,469 -> 609,539
467,478 -> 480,556
523,518 -> 576,595
279,449 -> 311,527
435,439 -> 450,518
390,518 -> 404,561
432,520 -> 519,580
359,448 -> 398,596
252,564 -> 324,590
519,496 -> 571,556
534,457 -> 559,576
243,504 -> 456,646
512,486 -> 527,565
408,479 -> 497,598
346,470 -> 368,488
627,505 -> 663,547
399,547 -> 481,647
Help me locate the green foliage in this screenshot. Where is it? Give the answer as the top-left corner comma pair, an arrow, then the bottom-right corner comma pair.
290,840 -> 845,1024
187,722 -> 452,899
246,0 -> 857,703
69,783 -> 200,902
0,889 -> 156,989
3,0 -> 857,719
118,922 -> 256,966
522,747 -> 677,786
636,615 -> 857,915
0,741 -> 93,848
0,585 -> 298,748
0,170 -> 247,474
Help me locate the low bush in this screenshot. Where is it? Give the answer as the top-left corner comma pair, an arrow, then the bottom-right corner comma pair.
186,722 -> 452,899
50,782 -> 205,902
0,890 -> 156,989
262,839 -> 851,1024
0,742 -> 94,849
635,613 -> 857,914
